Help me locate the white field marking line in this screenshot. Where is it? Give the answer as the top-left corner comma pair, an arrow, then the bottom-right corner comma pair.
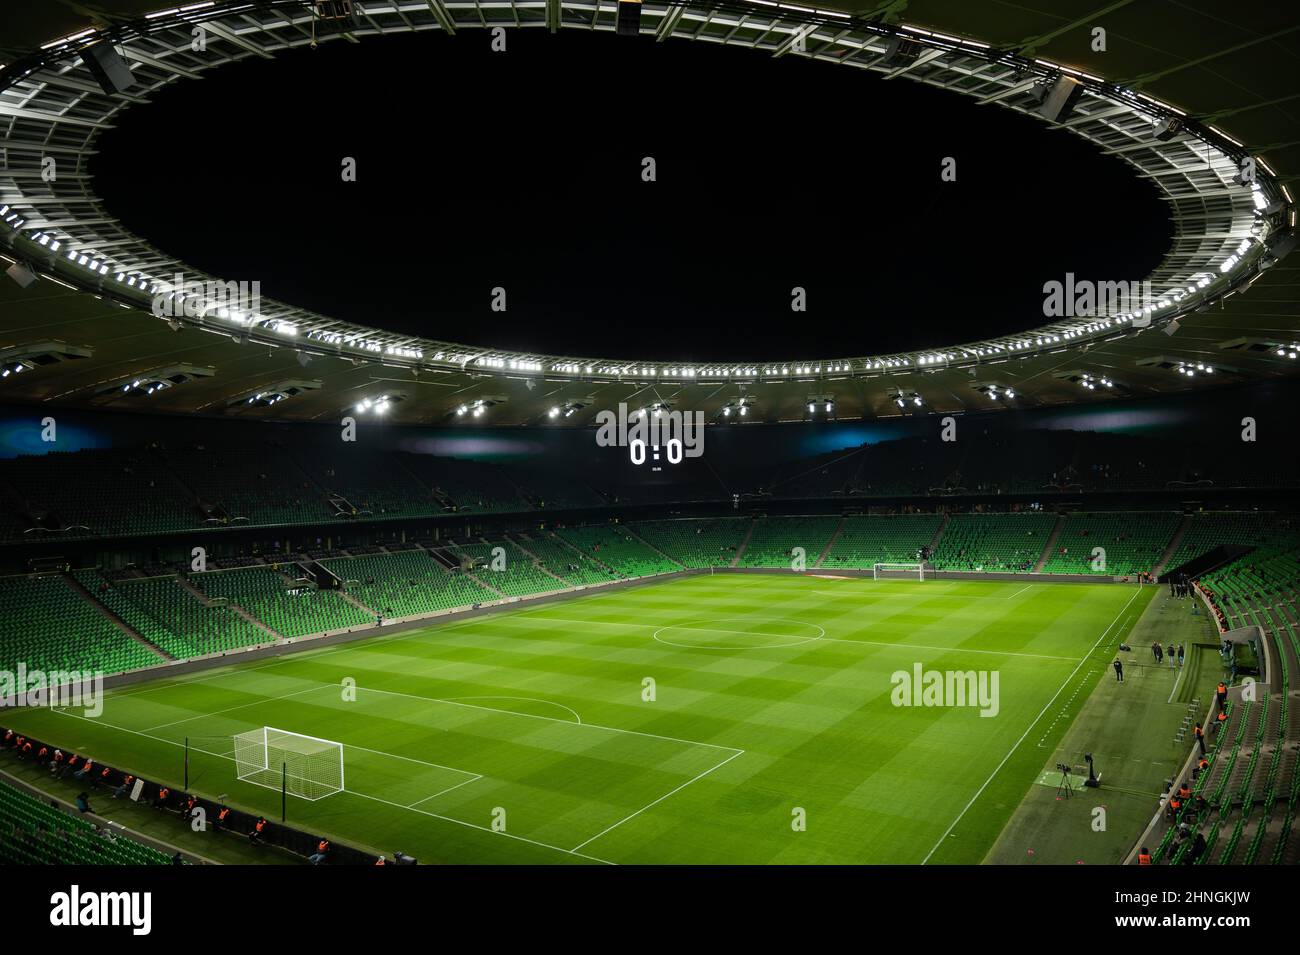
348,683 -> 743,754
353,789 -> 614,865
77,656 -> 304,704
1167,656 -> 1187,704
812,587 -> 1034,601
817,636 -> 1077,662
138,682 -> 329,733
405,773 -> 484,808
495,615 -> 656,629
439,695 -> 583,724
569,748 -> 746,853
652,620 -> 825,651
493,613 -> 1077,661
46,706 -> 613,865
920,586 -> 1144,865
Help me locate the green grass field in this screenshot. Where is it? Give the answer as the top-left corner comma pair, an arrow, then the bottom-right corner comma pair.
3,573 -> 1156,864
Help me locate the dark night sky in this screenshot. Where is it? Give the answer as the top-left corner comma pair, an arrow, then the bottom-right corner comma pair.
92,29 -> 1171,362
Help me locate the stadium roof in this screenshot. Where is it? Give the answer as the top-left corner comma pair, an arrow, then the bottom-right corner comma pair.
0,0 -> 1296,426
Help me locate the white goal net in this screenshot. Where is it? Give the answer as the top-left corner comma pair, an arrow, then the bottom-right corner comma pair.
872,562 -> 927,581
233,726 -> 344,801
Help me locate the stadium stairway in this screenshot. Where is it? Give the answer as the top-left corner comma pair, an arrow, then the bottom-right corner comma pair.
1153,514 -> 1193,577
62,571 -> 172,663
177,573 -> 284,643
505,534 -> 572,586
463,562 -> 507,598
548,530 -> 622,578
812,516 -> 846,569
927,513 -> 949,554
332,582 -> 379,618
1032,513 -> 1066,573
623,525 -> 686,570
731,519 -> 756,567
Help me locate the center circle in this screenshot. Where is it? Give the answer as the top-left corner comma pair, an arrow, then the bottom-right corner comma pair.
651,618 -> 826,651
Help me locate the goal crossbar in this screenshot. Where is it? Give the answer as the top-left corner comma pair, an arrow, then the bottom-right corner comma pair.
872,562 -> 927,581
233,726 -> 345,801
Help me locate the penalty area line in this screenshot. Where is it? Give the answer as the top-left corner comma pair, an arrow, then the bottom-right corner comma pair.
569,748 -> 745,854
45,707 -> 615,866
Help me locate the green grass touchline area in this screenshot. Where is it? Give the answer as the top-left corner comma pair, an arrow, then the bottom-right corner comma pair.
0,574 -> 1155,864
984,589 -> 1222,864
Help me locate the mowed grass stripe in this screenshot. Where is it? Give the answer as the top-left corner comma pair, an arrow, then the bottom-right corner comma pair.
7,575 -> 1150,863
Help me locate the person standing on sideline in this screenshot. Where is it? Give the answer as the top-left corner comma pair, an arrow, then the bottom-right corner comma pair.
1154,641 -> 1164,664
1168,644 -> 1178,670
1194,722 -> 1206,756
1113,658 -> 1124,683
1178,644 -> 1186,668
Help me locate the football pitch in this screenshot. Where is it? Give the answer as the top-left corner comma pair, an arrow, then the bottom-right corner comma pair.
7,573 -> 1155,864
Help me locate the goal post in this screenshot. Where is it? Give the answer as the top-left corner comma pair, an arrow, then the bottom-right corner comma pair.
233,726 -> 344,801
872,562 -> 927,581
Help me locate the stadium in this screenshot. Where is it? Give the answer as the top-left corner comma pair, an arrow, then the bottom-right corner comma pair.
0,0 -> 1296,910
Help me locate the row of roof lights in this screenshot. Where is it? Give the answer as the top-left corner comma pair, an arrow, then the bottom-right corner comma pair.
8,15 -> 1279,378
1220,237 -> 1257,274
122,378 -> 166,395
